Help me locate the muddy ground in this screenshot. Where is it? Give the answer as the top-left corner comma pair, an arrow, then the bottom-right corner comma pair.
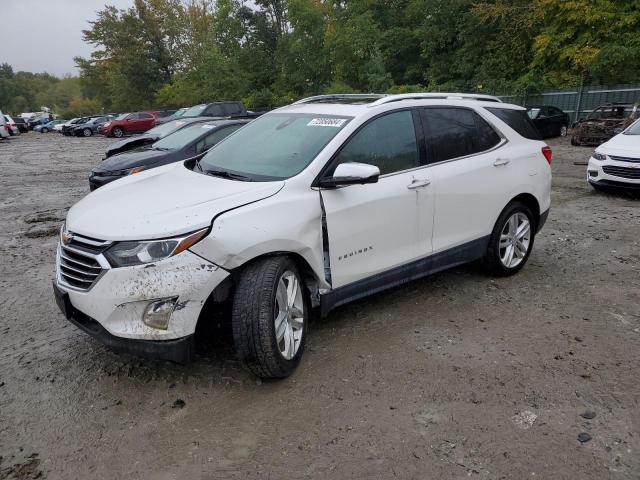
0,132 -> 639,480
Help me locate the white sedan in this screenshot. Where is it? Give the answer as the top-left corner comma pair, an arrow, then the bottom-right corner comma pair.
588,119 -> 640,191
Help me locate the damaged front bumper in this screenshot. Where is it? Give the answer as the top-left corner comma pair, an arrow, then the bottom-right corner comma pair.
54,249 -> 229,362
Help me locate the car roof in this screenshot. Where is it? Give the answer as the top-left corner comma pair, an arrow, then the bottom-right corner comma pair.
275,94 -> 522,118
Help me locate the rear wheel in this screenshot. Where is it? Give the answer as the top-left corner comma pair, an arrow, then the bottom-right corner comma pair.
41,127 -> 49,133
560,125 -> 568,137
482,202 -> 535,276
112,127 -> 124,138
231,256 -> 307,378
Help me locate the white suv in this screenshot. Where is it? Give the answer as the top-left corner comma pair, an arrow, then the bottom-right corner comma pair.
53,93 -> 552,378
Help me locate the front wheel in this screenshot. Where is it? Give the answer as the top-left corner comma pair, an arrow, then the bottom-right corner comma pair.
560,125 -> 568,137
83,128 -> 92,137
231,256 -> 307,378
482,202 -> 535,276
41,127 -> 48,133
112,127 -> 124,138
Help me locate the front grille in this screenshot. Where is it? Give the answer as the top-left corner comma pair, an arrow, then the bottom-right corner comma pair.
608,155 -> 640,163
58,233 -> 111,291
602,165 -> 640,180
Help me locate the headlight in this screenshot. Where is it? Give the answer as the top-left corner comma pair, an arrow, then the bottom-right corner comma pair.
593,152 -> 607,161
103,229 -> 208,267
103,122 -> 111,127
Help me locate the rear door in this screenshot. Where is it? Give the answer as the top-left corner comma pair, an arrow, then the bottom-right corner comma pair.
421,107 -> 509,253
320,109 -> 433,288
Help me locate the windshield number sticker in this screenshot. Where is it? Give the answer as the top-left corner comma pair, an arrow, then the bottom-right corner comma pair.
307,118 -> 347,128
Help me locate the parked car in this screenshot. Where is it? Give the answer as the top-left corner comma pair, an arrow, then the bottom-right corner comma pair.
34,119 -> 66,133
53,93 -> 551,377
587,118 -> 640,192
571,103 -> 639,146
12,116 -> 29,133
527,105 -> 570,138
153,107 -> 188,126
90,119 -> 246,190
166,101 -> 262,123
72,116 -> 114,137
0,111 -> 9,140
27,116 -> 52,130
103,117 -> 213,159
99,112 -> 159,138
62,117 -> 91,136
4,115 -> 20,136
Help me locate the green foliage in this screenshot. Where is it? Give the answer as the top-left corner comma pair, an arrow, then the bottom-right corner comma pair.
2,0 -> 639,115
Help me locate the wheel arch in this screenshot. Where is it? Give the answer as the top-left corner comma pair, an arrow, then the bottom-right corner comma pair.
507,193 -> 540,229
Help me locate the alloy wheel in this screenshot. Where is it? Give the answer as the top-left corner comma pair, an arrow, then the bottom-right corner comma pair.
499,212 -> 531,269
560,125 -> 568,137
274,271 -> 304,360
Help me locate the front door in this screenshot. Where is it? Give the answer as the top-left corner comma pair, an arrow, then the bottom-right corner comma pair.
320,110 -> 433,288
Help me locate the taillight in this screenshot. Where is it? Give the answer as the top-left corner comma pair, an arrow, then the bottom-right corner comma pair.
542,146 -> 552,165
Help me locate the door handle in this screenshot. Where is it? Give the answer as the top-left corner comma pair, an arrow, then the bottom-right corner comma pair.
407,178 -> 431,190
493,158 -> 510,167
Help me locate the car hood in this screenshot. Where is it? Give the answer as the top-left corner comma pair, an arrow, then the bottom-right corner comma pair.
105,135 -> 157,157
94,148 -> 169,172
600,132 -> 640,155
67,162 -> 285,241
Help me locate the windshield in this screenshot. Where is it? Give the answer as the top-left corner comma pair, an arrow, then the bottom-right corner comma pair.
115,113 -> 129,121
527,108 -> 540,119
624,119 -> 640,135
147,120 -> 193,138
152,123 -> 214,150
182,104 -> 207,117
199,113 -> 352,180
173,108 -> 187,118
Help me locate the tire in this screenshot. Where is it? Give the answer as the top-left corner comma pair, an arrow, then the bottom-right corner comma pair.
83,128 -> 92,137
560,125 -> 568,137
112,127 -> 124,138
482,202 -> 535,277
41,127 -> 48,133
231,256 -> 308,378
571,135 -> 580,146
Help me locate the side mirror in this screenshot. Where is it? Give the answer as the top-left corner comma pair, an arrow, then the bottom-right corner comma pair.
318,162 -> 380,188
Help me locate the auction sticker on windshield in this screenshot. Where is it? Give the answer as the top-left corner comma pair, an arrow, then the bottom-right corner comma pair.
307,118 -> 347,127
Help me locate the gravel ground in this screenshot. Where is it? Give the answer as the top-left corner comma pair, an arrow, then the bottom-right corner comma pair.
0,132 -> 639,480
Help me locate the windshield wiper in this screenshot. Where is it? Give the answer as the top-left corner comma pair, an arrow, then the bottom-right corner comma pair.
204,169 -> 253,182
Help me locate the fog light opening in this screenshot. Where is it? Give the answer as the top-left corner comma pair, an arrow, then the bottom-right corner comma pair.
588,170 -> 598,178
143,297 -> 179,330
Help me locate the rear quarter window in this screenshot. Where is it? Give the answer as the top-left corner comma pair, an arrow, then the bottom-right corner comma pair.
486,107 -> 541,140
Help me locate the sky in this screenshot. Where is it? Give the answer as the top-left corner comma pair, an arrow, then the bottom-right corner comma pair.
1,0 -> 134,77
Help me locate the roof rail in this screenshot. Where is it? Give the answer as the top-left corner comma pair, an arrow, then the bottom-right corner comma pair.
368,93 -> 502,107
293,94 -> 386,105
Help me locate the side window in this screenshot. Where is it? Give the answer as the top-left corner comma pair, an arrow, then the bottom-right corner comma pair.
206,105 -> 225,117
486,107 -> 541,140
423,108 -> 485,162
474,113 -> 502,152
333,111 -> 419,175
223,103 -> 243,115
197,125 -> 243,153
139,113 -> 153,120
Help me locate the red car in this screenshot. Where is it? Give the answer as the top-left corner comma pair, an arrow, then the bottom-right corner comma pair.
99,112 -> 159,138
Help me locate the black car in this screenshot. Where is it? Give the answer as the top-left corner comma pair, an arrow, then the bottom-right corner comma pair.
72,116 -> 114,137
526,106 -> 571,138
89,119 -> 247,190
103,116 -> 212,159
12,117 -> 28,133
62,117 -> 91,136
